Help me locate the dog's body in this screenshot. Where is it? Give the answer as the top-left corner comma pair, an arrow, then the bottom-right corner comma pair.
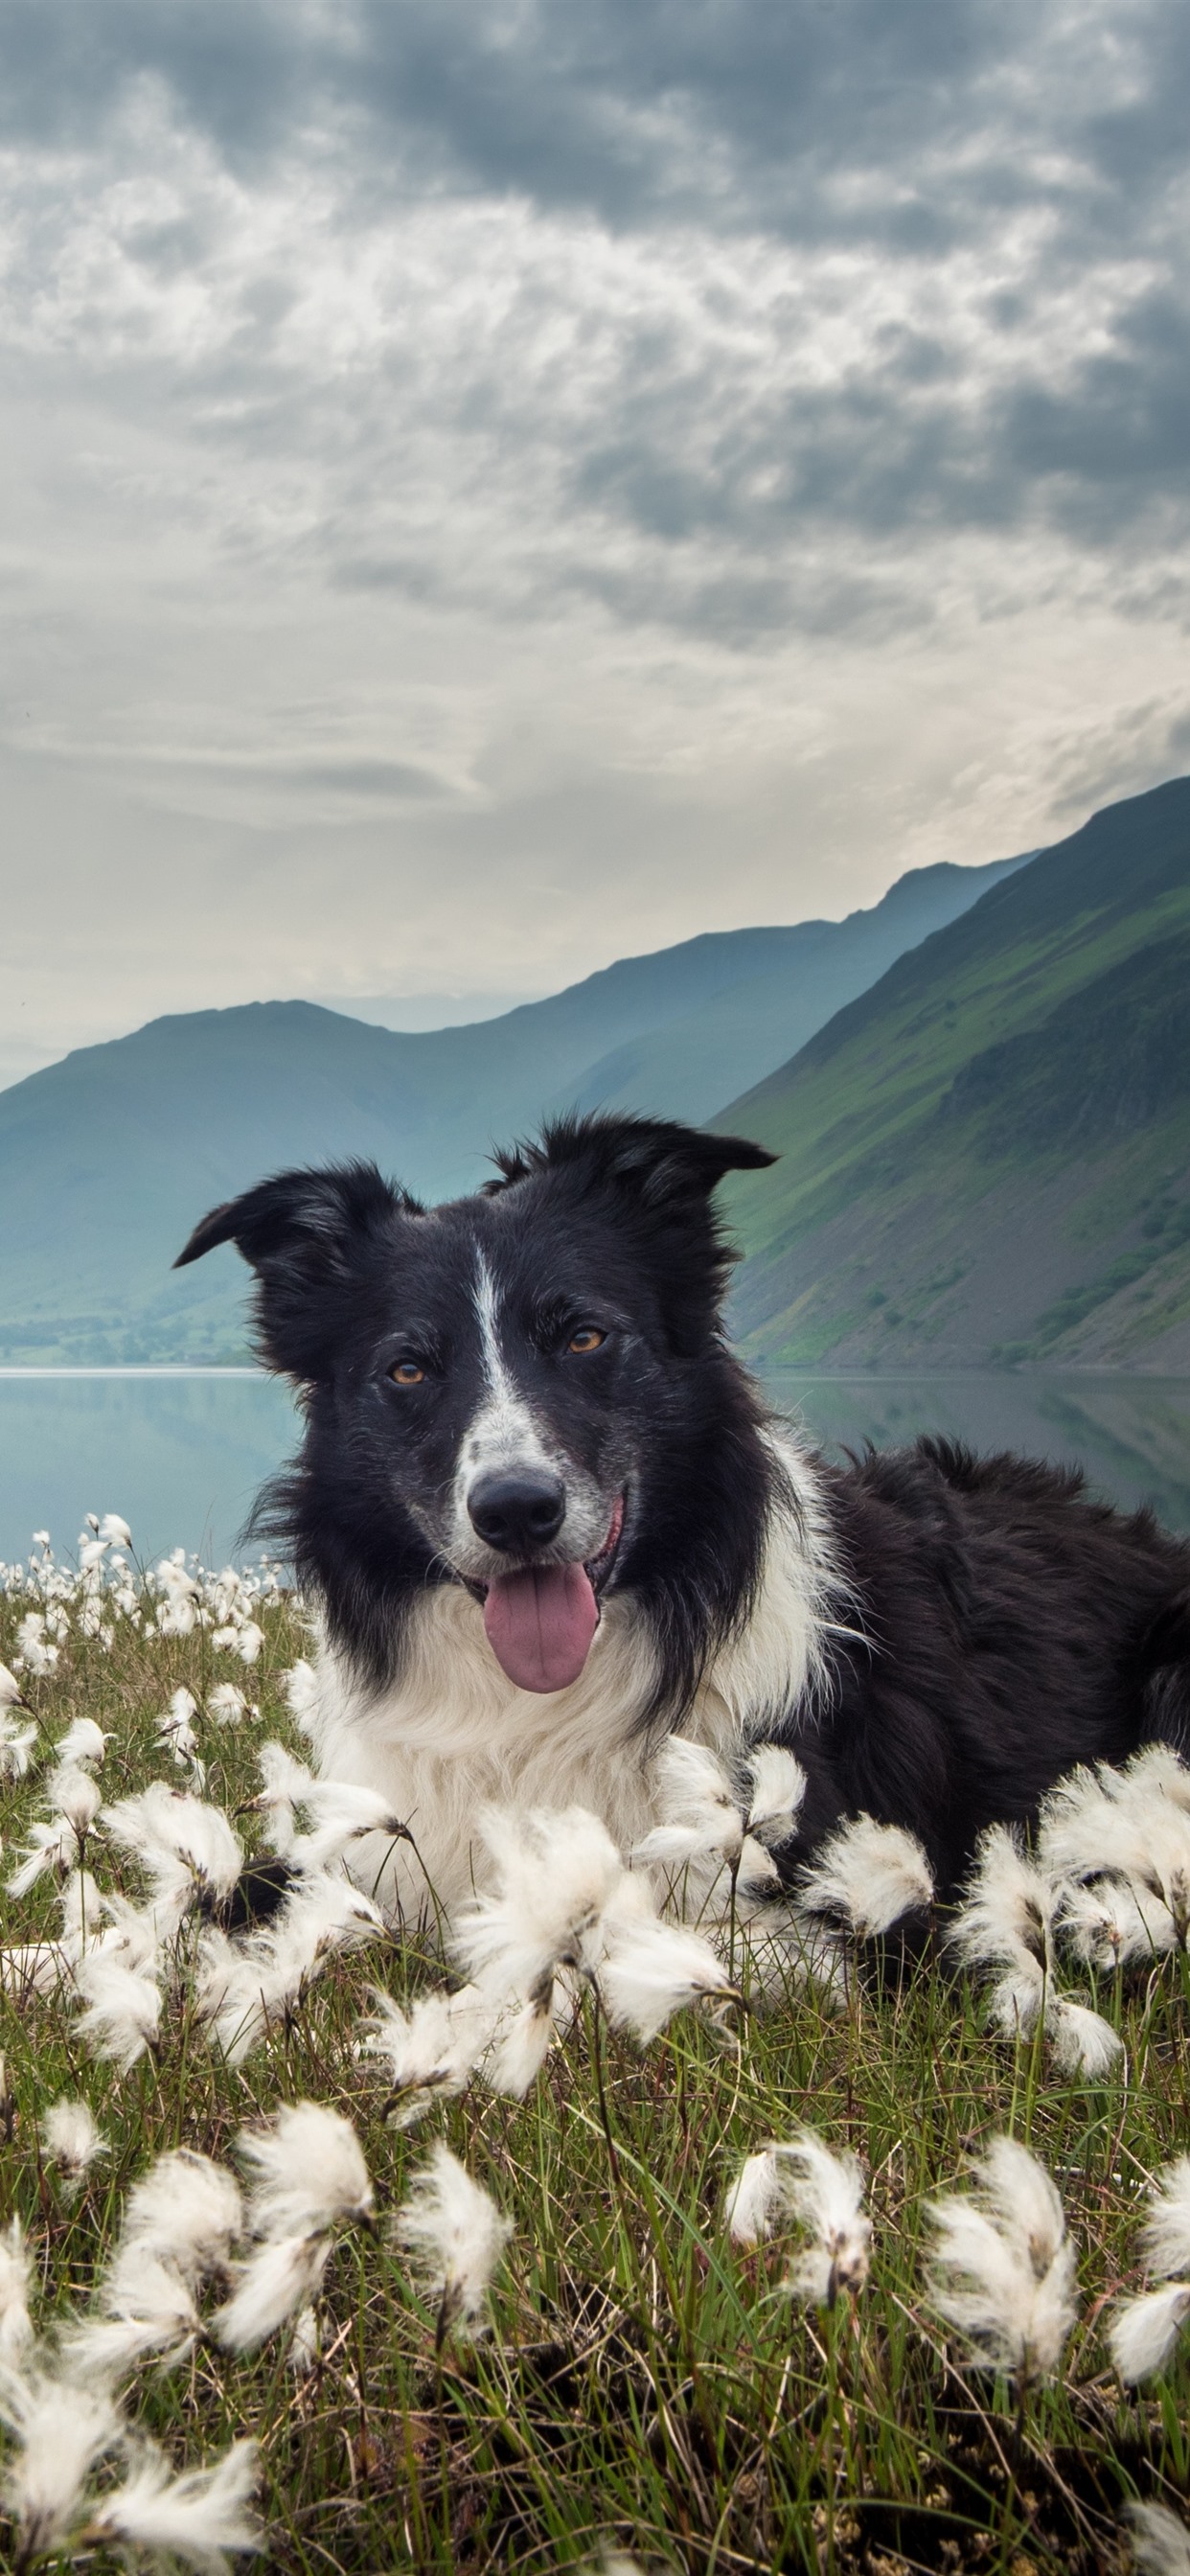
176,1114 -> 1190,1923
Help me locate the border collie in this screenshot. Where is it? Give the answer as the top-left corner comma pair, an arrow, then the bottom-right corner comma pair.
175,1113 -> 1190,1925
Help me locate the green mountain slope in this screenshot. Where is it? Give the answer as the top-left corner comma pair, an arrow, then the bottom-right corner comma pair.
719,775 -> 1190,1371
0,854 -> 1013,1364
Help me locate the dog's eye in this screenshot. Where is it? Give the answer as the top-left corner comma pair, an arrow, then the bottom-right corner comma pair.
567,1327 -> 606,1355
389,1360 -> 425,1386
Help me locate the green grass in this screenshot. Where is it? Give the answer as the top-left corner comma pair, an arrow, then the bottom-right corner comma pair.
3,1576 -> 1190,2572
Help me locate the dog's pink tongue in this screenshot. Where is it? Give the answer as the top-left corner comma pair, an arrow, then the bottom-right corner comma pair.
483,1561 -> 599,1693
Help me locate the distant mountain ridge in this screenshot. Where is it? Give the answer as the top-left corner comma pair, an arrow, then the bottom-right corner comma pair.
0,850 -> 1018,1363
716,775 -> 1190,1371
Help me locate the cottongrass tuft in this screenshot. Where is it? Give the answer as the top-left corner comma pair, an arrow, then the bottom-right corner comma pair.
723,2150 -> 787,2250
64,2247 -> 204,2378
598,1912 -> 737,2045
394,2143 -> 512,2346
1139,2154 -> 1190,2279
87,2435 -> 261,2572
121,2148 -> 243,2288
102,1782 -> 243,1920
453,1805 -> 626,1994
52,1716 -> 108,1769
1109,2283 -> 1190,2386
1056,1874 -> 1175,1972
1108,2153 -> 1190,2385
950,1825 -> 1054,1976
773,2131 -> 871,2305
74,1951 -> 163,2071
1126,2498 -> 1190,2575
41,2097 -> 106,2189
1039,1757 -> 1190,1945
238,2101 -> 374,2240
358,1985 -> 492,2121
215,2234 -> 332,2358
0,2220 -> 33,2363
926,2133 -> 1078,2385
795,1814 -> 934,1939
0,2363 -> 121,2563
743,1743 -> 808,1845
635,1736 -> 745,1870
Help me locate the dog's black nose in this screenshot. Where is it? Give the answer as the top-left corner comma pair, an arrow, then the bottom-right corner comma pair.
469,1469 -> 566,1553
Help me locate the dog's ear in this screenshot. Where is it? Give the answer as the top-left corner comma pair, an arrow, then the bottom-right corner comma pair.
492,1114 -> 776,1203
174,1162 -> 411,1378
570,1120 -> 777,1209
494,1115 -> 777,1353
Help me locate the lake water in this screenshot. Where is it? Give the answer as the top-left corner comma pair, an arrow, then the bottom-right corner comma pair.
0,1368 -> 1188,1568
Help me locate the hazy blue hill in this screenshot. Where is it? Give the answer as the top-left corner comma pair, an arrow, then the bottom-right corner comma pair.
0,852 -> 1015,1363
717,775 -> 1190,1371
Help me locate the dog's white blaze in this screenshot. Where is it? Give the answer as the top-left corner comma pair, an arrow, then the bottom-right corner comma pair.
305,1437 -> 839,1926
463,1252 -> 557,1478
443,1251 -> 569,1561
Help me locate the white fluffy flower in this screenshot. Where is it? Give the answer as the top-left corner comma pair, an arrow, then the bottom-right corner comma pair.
395,2144 -> 511,2344
0,2365 -> 120,2560
1126,2499 -> 1190,2574
74,1951 -> 162,2070
1046,1995 -> 1123,2078
0,1661 -> 25,1710
1109,2283 -> 1190,2385
53,1717 -> 108,1770
598,1913 -> 736,2043
49,1764 -> 103,1836
950,1825 -> 1054,1975
0,1707 -> 37,1780
744,1743 -> 809,1844
926,2134 -> 1078,2382
239,2101 -> 373,2240
199,1871 -> 385,2064
773,2131 -> 871,2304
1057,1874 -> 1176,1970
1140,2155 -> 1190,2280
724,2150 -> 786,2249
208,1683 -> 248,1726
360,1986 -> 492,2119
13,1611 -> 58,1675
452,1806 -> 626,1994
635,1736 -> 745,1869
88,2435 -> 260,2570
795,1815 -> 934,1938
42,2098 -> 106,2188
286,1776 -> 411,1874
482,1983 -> 561,2097
103,1782 -> 242,1916
0,2218 -> 33,2362
234,1621 -> 264,1667
65,2245 -> 203,2376
122,2149 -> 242,2288
215,2232 -> 332,2354
7,1815 -> 84,1896
96,1513 -> 132,1549
1040,1762 -> 1190,1943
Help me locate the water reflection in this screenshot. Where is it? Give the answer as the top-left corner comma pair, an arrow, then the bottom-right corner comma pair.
0,1368 -> 1186,1568
765,1373 -> 1190,1533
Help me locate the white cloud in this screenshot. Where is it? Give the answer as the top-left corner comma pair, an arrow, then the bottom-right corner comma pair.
0,1 -> 1188,1076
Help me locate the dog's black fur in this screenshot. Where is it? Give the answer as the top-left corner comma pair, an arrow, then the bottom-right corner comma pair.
177,1112 -> 1190,1902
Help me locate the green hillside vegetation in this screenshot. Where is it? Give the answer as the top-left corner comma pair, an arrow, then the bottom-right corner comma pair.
719,775 -> 1190,1372
0,856 -> 1015,1365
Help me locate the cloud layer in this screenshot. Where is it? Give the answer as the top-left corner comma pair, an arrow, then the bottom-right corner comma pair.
1,0 -> 1188,1080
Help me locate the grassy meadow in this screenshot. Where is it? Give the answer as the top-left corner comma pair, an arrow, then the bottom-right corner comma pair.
2,1540 -> 1190,2574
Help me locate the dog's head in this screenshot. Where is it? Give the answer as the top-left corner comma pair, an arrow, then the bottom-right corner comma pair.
175,1115 -> 775,1695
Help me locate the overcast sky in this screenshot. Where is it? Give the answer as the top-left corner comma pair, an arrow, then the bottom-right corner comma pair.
2,0 -> 1189,1086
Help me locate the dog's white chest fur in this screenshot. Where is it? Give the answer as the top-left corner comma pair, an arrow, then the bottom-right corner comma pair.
301,1447 -> 833,1925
